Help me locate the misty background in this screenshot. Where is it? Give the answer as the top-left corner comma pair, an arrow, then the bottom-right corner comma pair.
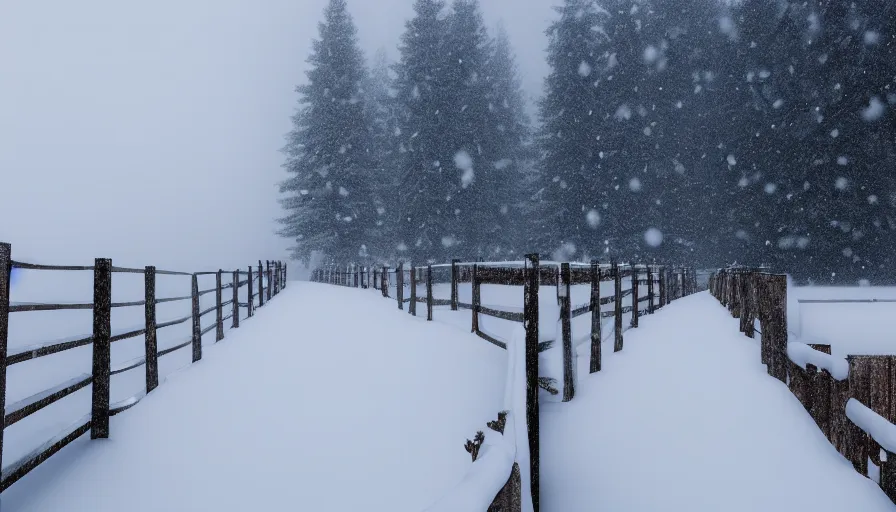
0,0 -> 550,275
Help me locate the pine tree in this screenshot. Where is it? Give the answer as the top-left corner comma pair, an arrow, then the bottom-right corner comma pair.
487,25 -> 532,258
278,0 -> 378,265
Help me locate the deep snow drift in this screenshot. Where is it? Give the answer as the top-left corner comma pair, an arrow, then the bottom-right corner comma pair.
1,283 -> 507,512
540,292 -> 895,511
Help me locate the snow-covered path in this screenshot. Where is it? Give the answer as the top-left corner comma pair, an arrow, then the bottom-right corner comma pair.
1,283 -> 507,512
540,292 -> 895,511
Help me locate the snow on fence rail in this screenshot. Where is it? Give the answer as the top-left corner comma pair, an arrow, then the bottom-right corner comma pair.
313,256 -> 699,511
0,242 -> 287,493
710,268 -> 896,504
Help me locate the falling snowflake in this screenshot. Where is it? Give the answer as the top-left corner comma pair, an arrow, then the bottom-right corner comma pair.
454,150 -> 475,188
339,187 -> 349,197
629,177 -> 642,192
586,209 -> 602,228
441,235 -> 457,248
727,154 -> 737,166
578,61 -> 592,77
861,97 -> 885,122
644,228 -> 663,247
835,177 -> 849,190
764,183 -> 777,194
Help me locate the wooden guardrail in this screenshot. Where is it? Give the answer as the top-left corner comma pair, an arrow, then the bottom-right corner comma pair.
709,267 -> 896,504
0,242 -> 286,492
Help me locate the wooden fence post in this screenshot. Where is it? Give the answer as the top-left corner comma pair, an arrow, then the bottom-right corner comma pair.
247,266 -> 254,318
523,253 -> 540,512
191,273 -> 202,362
215,270 -> 224,342
472,264 -> 480,334
426,265 -> 433,321
560,263 -> 574,402
590,260 -> 601,373
631,265 -> 640,328
0,243 -> 12,470
283,262 -> 287,289
258,261 -> 265,307
267,261 -> 273,301
409,265 -> 417,316
381,266 -> 388,297
144,265 -> 159,393
91,258 -> 112,439
397,262 -> 404,309
847,355 -> 871,475
232,270 -> 240,328
647,266 -> 655,314
613,263 -> 623,352
451,259 -> 459,311
659,266 -> 667,307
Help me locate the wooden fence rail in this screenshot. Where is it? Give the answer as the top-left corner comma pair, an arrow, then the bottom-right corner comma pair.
312,257 -> 699,511
0,242 -> 287,493
709,267 -> 896,504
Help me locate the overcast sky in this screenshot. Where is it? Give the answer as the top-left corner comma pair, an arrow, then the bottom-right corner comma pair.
0,0 -> 554,274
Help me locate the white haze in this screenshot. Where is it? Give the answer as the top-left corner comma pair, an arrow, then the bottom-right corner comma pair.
0,0 -> 551,273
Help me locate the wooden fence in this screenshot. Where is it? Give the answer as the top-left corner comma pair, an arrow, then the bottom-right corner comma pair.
313,257 -> 699,511
709,268 -> 896,504
0,242 -> 287,493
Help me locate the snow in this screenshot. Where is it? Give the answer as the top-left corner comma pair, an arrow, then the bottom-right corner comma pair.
628,177 -> 642,192
585,209 -> 601,228
862,96 -> 886,122
644,227 -> 663,247
577,61 -> 592,77
1,284 -> 507,511
846,399 -> 896,454
787,342 -> 849,380
454,150 -> 475,188
540,292 -> 895,511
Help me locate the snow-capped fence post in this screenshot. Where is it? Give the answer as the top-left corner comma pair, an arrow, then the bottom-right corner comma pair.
647,266 -> 655,314
397,262 -> 404,310
560,263 -> 574,402
266,262 -> 273,300
258,261 -> 265,307
847,355 -> 872,474
409,265 -> 417,316
659,266 -> 667,308
91,257 -> 112,439
613,262 -> 623,352
215,270 -> 224,342
247,266 -> 254,318
426,265 -> 433,322
523,253 -> 540,512
0,243 -> 12,471
144,265 -> 159,393
450,259 -> 460,311
471,264 -> 480,334
232,270 -> 240,329
631,265 -> 640,328
191,273 -> 202,362
589,260 -> 601,373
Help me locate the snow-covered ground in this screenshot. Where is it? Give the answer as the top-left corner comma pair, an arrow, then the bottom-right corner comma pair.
540,292 -> 895,511
790,286 -> 896,358
1,283 -> 507,512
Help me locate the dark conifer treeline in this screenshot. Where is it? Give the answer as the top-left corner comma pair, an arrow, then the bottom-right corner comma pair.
280,0 -> 895,283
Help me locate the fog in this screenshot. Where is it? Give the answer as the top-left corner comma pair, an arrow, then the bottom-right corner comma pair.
0,0 -> 551,273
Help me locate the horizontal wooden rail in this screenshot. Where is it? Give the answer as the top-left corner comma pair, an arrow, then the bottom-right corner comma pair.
11,261 -> 92,271
7,333 -> 94,366
4,374 -> 92,427
0,415 -> 92,491
478,305 -> 524,323
109,391 -> 146,417
9,302 -> 93,312
157,337 -> 193,358
156,313 -> 192,330
111,266 -> 145,274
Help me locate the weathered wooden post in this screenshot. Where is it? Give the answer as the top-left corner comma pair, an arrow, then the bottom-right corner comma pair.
247,266 -> 254,317
426,265 -> 433,321
451,259 -> 460,311
232,270 -> 240,328
0,243 -> 12,469
560,263 -> 574,402
613,262 -> 623,352
144,265 -> 159,393
647,266 -> 655,314
215,270 -> 224,342
659,266 -> 667,307
631,265 -> 640,328
590,260 -> 601,373
191,273 -> 202,362
471,264 -> 480,334
258,261 -> 265,307
91,258 -> 112,439
397,262 -> 404,310
266,261 -> 273,301
847,355 -> 871,474
523,253 -> 540,512
381,266 -> 389,297
409,265 -> 417,316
